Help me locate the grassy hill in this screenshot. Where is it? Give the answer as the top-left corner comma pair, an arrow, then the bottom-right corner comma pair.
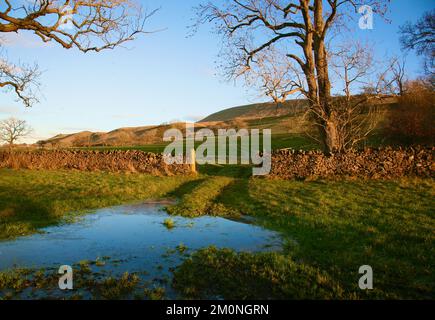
199,99 -> 308,122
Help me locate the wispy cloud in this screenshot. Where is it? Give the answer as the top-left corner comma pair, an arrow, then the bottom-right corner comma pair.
111,114 -> 147,120
1,32 -> 53,49
0,106 -> 21,116
59,127 -> 95,132
183,115 -> 205,122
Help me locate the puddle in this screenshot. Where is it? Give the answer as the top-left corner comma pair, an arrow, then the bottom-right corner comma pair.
0,201 -> 282,299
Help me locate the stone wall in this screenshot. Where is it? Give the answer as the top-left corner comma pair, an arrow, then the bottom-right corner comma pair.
268,147 -> 434,180
0,150 -> 191,176
1,147 -> 433,180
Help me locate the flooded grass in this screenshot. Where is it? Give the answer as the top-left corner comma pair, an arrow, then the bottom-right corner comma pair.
0,263 -> 149,300
0,168 -> 433,299
0,200 -> 282,299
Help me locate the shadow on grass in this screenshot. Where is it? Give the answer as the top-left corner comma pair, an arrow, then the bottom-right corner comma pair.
0,188 -> 59,240
165,178 -> 206,199
213,178 -> 251,211
198,164 -> 253,178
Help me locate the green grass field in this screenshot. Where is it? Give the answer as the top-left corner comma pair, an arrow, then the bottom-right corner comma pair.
70,134 -> 319,160
0,166 -> 433,299
68,131 -> 404,155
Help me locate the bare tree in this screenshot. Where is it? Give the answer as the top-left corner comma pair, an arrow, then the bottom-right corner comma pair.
0,117 -> 33,147
332,42 -> 374,101
328,42 -> 383,150
0,0 -> 156,107
375,56 -> 407,96
400,9 -> 435,77
195,0 -> 389,153
391,57 -> 407,96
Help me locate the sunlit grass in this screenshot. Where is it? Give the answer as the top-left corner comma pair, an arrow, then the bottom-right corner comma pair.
207,177 -> 435,299
173,246 -> 350,299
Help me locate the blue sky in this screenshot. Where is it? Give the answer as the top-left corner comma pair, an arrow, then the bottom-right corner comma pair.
0,0 -> 434,143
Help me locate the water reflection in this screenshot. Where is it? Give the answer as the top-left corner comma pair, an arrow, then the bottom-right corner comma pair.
0,201 -> 282,279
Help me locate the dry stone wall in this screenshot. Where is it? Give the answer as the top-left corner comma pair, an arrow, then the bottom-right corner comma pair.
0,150 -> 191,176
268,147 -> 434,180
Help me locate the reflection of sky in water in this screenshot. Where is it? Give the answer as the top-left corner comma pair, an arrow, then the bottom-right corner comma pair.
0,202 -> 282,280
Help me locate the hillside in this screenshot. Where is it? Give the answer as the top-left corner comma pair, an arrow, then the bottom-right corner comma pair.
38,97 -> 397,149
39,123 -> 188,148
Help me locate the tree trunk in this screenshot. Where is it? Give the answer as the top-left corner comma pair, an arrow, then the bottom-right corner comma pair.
299,0 -> 342,154
315,45 -> 340,150
314,56 -> 341,153
321,117 -> 341,154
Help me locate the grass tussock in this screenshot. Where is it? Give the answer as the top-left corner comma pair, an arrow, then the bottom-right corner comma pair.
163,218 -> 175,229
95,272 -> 140,300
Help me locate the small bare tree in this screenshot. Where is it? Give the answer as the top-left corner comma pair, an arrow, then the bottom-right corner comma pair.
375,56 -> 407,96
391,57 -> 407,96
332,42 -> 374,101
0,0 -> 156,107
0,118 -> 33,147
327,42 -> 380,150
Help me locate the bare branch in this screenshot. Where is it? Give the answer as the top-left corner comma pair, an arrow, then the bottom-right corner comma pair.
0,50 -> 41,107
0,1 -> 157,53
0,1 -> 157,107
400,9 -> 434,77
